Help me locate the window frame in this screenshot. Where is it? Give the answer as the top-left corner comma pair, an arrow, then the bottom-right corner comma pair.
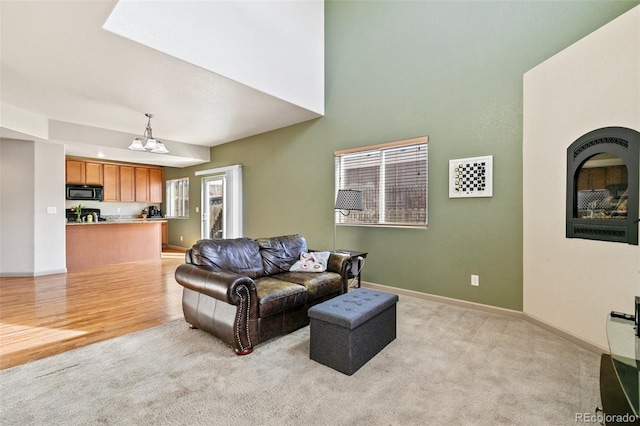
334,136 -> 428,229
165,177 -> 190,219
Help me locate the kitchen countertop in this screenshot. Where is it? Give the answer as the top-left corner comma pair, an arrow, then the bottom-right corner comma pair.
67,218 -> 167,226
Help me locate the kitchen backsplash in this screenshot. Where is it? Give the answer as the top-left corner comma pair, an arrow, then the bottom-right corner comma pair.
65,200 -> 161,217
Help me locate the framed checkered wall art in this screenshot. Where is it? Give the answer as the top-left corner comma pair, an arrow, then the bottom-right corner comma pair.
449,155 -> 493,198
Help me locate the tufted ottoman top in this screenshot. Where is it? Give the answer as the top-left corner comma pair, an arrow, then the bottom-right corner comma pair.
308,288 -> 399,330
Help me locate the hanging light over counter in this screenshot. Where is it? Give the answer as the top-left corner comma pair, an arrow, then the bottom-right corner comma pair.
128,113 -> 169,154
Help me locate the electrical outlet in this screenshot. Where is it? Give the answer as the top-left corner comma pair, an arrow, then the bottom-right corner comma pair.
471,275 -> 479,286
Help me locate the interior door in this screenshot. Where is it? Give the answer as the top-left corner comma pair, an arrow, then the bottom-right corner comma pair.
201,175 -> 226,239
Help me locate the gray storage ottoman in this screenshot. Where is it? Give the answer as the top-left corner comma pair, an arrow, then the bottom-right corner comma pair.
308,288 -> 399,375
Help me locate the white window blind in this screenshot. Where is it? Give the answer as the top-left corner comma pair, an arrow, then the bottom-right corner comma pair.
166,177 -> 189,219
334,136 -> 428,227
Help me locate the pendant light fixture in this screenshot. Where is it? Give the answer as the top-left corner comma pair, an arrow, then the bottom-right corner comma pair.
128,113 -> 169,153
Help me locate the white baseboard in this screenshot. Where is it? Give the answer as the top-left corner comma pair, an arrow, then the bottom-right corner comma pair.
361,281 -> 605,355
361,281 -> 524,318
523,312 -> 607,354
0,268 -> 67,278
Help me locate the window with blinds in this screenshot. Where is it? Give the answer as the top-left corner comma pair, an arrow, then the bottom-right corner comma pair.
334,136 -> 428,227
166,177 -> 189,219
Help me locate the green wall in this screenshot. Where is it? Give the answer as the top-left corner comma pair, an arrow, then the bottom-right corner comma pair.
164,1 -> 639,311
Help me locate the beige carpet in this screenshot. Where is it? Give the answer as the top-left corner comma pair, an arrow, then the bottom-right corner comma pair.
0,295 -> 601,425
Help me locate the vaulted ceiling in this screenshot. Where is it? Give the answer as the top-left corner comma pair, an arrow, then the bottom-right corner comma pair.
0,1 -> 324,167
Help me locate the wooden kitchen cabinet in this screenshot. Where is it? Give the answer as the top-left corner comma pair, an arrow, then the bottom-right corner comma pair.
66,159 -> 103,185
118,165 -> 163,203
65,157 -> 163,203
135,168 -> 150,203
149,168 -> 163,203
66,159 -> 85,183
85,162 -> 103,185
102,164 -> 119,201
120,166 -> 135,202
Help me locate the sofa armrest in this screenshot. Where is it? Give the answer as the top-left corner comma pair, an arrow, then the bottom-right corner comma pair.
327,252 -> 351,293
175,263 -> 258,355
175,263 -> 257,305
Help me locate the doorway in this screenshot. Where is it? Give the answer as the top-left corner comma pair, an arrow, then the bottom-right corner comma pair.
202,175 -> 226,239
197,164 -> 243,240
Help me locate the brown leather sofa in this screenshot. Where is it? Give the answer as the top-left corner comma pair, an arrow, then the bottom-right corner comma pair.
174,234 -> 351,355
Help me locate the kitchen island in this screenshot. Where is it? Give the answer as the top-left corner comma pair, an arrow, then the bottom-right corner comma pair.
66,219 -> 166,271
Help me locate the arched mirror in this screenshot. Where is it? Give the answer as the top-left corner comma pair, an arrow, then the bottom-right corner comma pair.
567,127 -> 639,245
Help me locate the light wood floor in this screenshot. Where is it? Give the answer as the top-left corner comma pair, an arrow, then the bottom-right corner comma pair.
0,257 -> 185,370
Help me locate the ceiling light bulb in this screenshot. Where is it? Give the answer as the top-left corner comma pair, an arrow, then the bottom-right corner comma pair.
143,138 -> 158,150
151,141 -> 169,154
128,138 -> 146,151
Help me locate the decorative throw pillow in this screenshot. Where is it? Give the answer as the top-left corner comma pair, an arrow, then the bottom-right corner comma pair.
289,251 -> 330,273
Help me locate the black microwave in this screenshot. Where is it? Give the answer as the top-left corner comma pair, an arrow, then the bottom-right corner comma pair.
66,184 -> 104,201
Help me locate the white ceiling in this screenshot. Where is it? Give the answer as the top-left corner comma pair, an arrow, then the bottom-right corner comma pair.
0,0 -> 324,167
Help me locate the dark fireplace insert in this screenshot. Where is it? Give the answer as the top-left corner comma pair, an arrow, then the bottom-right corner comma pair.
566,127 -> 639,245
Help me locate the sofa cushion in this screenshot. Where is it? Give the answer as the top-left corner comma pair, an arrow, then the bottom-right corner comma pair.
190,238 -> 263,279
274,271 -> 342,301
256,234 -> 308,276
255,277 -> 308,317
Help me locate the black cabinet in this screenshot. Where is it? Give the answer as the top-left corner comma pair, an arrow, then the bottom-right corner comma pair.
600,354 -> 640,425
600,314 -> 639,425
